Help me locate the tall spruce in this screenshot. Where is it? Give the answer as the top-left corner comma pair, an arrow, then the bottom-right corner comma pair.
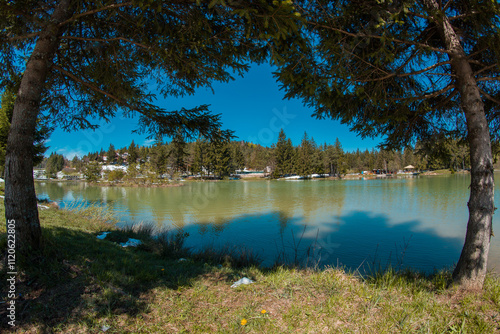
209,136 -> 233,178
149,139 -> 169,177
170,131 -> 188,173
45,153 -> 65,177
192,137 -> 210,176
106,144 -> 116,164
274,0 -> 499,290
326,138 -> 346,177
275,129 -> 295,176
127,140 -> 138,165
297,132 -> 314,177
231,143 -> 246,172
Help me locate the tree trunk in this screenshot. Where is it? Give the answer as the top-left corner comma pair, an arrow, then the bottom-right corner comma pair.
424,0 -> 495,290
4,0 -> 73,254
452,57 -> 495,289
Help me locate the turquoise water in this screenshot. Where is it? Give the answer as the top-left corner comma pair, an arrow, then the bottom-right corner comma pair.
36,173 -> 500,273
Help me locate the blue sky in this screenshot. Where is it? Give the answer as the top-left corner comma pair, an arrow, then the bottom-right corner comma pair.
48,63 -> 382,159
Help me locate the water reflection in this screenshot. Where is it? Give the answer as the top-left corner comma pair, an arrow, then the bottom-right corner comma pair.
35,173 -> 500,272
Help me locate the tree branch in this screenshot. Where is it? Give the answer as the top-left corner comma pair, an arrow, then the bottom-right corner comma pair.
53,64 -> 136,110
449,12 -> 480,21
58,2 -> 133,27
353,60 -> 452,82
474,64 -> 499,76
309,22 -> 452,55
61,36 -> 150,50
390,84 -> 455,101
479,88 -> 500,105
476,76 -> 500,82
7,32 -> 41,42
468,48 -> 489,59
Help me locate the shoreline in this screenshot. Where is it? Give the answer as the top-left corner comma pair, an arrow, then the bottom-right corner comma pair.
33,168 -> 486,187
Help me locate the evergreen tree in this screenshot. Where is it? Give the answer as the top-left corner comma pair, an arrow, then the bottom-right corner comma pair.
71,156 -> 84,172
231,143 -> 246,172
170,131 -> 188,173
309,136 -> 323,174
274,129 -> 295,176
326,138 -> 346,176
125,163 -> 139,181
138,146 -> 149,164
83,161 -> 102,182
45,153 -> 65,178
0,88 -> 51,176
149,139 -> 169,177
106,144 -> 116,164
2,0 -> 300,254
128,140 -> 138,165
275,0 -> 500,289
192,137 -> 210,176
212,141 -> 233,178
297,132 -> 314,177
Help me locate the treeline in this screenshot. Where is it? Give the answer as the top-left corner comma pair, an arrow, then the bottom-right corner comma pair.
39,129 -> 487,180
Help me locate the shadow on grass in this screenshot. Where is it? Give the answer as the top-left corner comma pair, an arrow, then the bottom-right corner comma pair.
0,225 -> 222,332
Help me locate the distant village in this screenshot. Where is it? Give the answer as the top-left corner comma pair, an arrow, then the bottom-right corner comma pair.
32,129 -> 488,183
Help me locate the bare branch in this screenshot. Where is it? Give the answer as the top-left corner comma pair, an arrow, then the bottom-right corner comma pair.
476,76 -> 500,82
474,64 -> 498,76
449,12 -> 480,21
427,72 -> 454,76
468,48 -> 489,59
479,88 -> 500,105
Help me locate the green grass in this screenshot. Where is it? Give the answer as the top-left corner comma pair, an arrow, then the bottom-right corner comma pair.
2,199 -> 500,333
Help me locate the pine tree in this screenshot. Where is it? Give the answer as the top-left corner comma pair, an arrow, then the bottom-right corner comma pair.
274,129 -> 295,177
213,142 -> 233,178
45,153 -> 65,178
149,139 -> 169,178
0,88 -> 50,176
83,161 -> 102,182
326,138 -> 346,177
2,0 -> 300,254
275,0 -> 500,289
231,143 -> 246,172
170,131 -> 188,173
297,132 -> 314,177
106,144 -> 116,164
192,138 -> 209,176
128,141 -> 138,165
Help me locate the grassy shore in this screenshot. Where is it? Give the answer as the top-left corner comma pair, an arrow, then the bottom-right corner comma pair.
1,194 -> 500,333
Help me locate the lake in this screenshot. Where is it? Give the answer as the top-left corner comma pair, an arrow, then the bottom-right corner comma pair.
36,173 -> 500,273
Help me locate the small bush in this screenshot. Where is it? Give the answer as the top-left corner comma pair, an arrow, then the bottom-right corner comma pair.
155,230 -> 190,258
192,244 -> 262,268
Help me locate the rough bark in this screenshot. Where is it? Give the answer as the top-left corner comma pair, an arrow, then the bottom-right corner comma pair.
4,0 -> 74,254
423,0 -> 495,290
